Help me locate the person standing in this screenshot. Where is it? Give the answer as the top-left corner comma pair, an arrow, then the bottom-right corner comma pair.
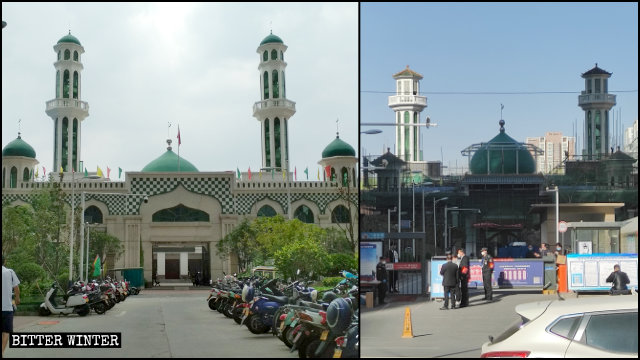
481,247 -> 494,302
387,245 -> 399,293
440,254 -> 459,310
2,255 -> 20,357
375,257 -> 388,305
606,264 -> 631,295
457,248 -> 470,307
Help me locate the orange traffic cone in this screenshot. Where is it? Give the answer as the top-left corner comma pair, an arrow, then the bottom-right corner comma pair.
402,307 -> 414,338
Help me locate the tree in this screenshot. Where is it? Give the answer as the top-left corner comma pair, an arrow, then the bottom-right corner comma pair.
216,219 -> 259,273
333,181 -> 359,253
87,229 -> 124,274
273,236 -> 328,281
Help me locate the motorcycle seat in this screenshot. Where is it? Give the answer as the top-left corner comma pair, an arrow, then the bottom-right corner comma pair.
262,293 -> 289,304
298,300 -> 325,310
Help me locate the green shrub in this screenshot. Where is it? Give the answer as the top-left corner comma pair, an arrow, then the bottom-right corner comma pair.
324,253 -> 357,277
321,277 -> 343,288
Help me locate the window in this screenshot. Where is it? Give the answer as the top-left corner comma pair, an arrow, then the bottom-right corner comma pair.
414,112 -> 418,161
263,71 -> 269,100
413,80 -> 418,95
10,166 -> 17,188
404,112 -> 410,161
62,117 -> 69,172
603,79 -> 608,93
257,205 -> 277,217
271,49 -> 277,60
586,79 -> 592,94
56,70 -> 60,98
152,204 -> 210,222
595,78 -> 601,93
331,205 -> 350,223
84,206 -> 103,224
264,119 -> 271,166
63,70 -> 70,98
330,167 -> 336,182
274,118 -> 281,168
294,205 -> 314,223
549,316 -> 581,339
341,167 -> 348,187
73,51 -> 78,61
595,111 -> 601,152
263,50 -> 268,62
583,312 -> 637,354
73,71 -> 79,99
54,118 -> 58,170
72,118 -> 78,171
23,167 -> 30,182
284,118 -> 289,164
64,49 -> 70,60
272,70 -> 279,99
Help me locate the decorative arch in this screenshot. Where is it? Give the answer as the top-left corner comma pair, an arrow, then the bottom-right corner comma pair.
263,50 -> 268,62
263,71 -> 269,100
64,49 -> 70,60
264,119 -> 271,166
331,205 -> 350,224
294,204 -> 314,224
23,167 -> 30,182
152,204 -> 210,222
73,71 -> 79,99
257,205 -> 277,217
271,49 -> 277,60
73,51 -> 78,61
341,167 -> 349,187
84,205 -> 104,224
10,166 -> 18,188
63,70 -> 70,98
272,70 -> 279,99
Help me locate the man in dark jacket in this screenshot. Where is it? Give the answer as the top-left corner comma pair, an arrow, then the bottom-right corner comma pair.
440,254 -> 459,310
457,248 -> 470,307
606,264 -> 631,295
481,247 -> 494,301
376,257 -> 388,305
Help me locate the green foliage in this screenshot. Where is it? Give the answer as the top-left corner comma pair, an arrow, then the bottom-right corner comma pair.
325,253 -> 357,276
216,219 -> 259,273
321,277 -> 344,287
88,230 -> 124,262
273,236 -> 328,281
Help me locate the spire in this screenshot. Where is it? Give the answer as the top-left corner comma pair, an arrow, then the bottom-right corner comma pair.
166,139 -> 173,151
499,119 -> 505,133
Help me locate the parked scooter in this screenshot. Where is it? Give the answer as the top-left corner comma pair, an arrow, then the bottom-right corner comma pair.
39,283 -> 90,317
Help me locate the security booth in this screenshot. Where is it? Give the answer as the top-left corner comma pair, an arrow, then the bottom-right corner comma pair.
108,267 -> 144,288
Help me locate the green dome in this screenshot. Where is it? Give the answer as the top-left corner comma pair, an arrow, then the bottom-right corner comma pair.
322,136 -> 356,158
2,135 -> 36,158
260,33 -> 283,46
470,121 -> 535,175
57,33 -> 82,46
141,148 -> 198,172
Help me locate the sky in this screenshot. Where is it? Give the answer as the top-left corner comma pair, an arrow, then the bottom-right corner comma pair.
2,2 -> 358,180
361,3 -> 638,175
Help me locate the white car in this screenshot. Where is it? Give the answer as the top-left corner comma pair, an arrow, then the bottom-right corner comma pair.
481,294 -> 638,358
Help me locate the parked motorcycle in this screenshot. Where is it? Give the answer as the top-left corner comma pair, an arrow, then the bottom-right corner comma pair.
38,283 -> 90,317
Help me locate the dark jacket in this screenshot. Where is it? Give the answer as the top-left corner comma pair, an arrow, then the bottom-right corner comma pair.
376,262 -> 388,282
606,271 -> 630,290
481,254 -> 494,273
458,255 -> 470,278
440,261 -> 459,287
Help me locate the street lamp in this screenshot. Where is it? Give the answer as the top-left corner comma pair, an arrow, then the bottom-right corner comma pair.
546,185 -> 559,249
433,197 -> 448,256
444,207 -> 481,253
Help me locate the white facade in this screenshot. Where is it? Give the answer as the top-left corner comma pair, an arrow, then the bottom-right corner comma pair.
578,64 -> 616,160
389,66 -> 427,164
624,119 -> 638,160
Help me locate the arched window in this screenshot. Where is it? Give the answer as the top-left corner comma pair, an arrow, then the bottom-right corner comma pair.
73,71 -> 79,99
62,117 -> 69,171
64,49 -> 70,60
330,167 -> 336,182
23,167 -> 30,182
63,70 -> 70,98
595,110 -> 601,152
10,166 -> 17,188
54,118 -> 59,170
272,70 -> 279,99
263,71 -> 269,100
84,205 -> 103,224
271,49 -> 277,60
294,205 -> 314,223
72,118 -> 78,171
414,112 -> 418,161
152,204 -> 210,222
56,70 -> 60,98
274,118 -> 281,168
257,205 -> 277,217
331,205 -> 350,224
265,119 -> 271,166
341,167 -> 348,187
587,111 -> 592,156
73,51 -> 78,61
263,50 -> 268,62
284,118 -> 289,163
404,111 -> 410,161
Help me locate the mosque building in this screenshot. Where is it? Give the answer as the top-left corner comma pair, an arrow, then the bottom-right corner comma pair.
2,31 -> 358,285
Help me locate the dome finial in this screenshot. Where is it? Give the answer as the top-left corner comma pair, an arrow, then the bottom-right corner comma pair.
336,118 -> 340,138
166,138 -> 172,151
499,119 -> 505,133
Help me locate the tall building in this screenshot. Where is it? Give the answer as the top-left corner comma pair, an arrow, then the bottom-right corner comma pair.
389,66 -> 427,167
526,132 -> 575,174
578,64 -> 616,160
624,119 -> 638,160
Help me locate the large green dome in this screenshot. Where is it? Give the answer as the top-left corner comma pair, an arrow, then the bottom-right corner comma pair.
57,32 -> 82,46
322,135 -> 356,158
142,147 -> 198,172
469,121 -> 536,175
260,32 -> 283,46
2,135 -> 36,158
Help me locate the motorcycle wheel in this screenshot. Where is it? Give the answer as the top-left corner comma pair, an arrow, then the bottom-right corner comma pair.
247,314 -> 270,334
76,305 -> 90,317
308,339 -> 335,358
282,326 -> 294,348
38,306 -> 51,316
208,298 -> 217,311
297,336 -> 315,358
114,295 -> 121,303
223,303 -> 234,318
232,307 -> 243,324
93,302 -> 106,315
216,300 -> 225,313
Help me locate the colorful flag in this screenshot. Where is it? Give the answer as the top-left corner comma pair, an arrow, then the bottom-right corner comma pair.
294,167 -> 297,181
248,167 -> 252,181
236,167 -> 241,179
259,171 -> 262,180
84,168 -> 88,178
118,167 -> 122,179
304,167 -> 309,180
177,125 -> 181,146
97,166 -> 104,178
60,166 -> 64,174
107,167 -> 111,179
92,255 -> 101,277
282,169 -> 286,180
317,168 -> 320,180
43,167 -> 46,177
325,165 -> 331,179
35,167 -> 39,179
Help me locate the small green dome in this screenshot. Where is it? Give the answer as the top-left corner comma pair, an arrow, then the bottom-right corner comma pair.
2,135 -> 36,158
322,136 -> 356,158
469,121 -> 536,175
142,148 -> 198,172
260,32 -> 283,46
57,32 -> 82,46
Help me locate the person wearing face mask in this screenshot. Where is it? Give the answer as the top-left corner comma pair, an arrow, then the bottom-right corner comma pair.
376,256 -> 388,305
481,247 -> 494,302
456,248 -> 470,307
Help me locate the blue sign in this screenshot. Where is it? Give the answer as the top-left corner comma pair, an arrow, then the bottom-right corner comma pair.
566,253 -> 638,292
360,242 -> 383,281
429,260 -> 447,298
360,232 -> 386,240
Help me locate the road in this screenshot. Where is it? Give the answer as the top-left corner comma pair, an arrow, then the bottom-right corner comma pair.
4,289 -> 297,358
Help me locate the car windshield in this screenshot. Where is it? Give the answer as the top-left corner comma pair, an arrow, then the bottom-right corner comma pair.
491,316 -> 527,344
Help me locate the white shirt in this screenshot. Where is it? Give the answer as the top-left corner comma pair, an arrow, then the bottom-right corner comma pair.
2,265 -> 20,311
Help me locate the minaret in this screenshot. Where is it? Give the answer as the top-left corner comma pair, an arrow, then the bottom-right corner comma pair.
254,31 -> 296,172
578,63 -> 615,160
389,66 -> 427,164
45,31 -> 89,173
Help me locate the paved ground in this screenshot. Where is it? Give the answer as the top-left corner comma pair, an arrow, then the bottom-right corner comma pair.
5,289 -> 297,358
361,288 -> 602,358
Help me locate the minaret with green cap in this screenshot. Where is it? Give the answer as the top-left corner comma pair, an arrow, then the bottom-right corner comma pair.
254,30 -> 296,173
45,31 -> 89,173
